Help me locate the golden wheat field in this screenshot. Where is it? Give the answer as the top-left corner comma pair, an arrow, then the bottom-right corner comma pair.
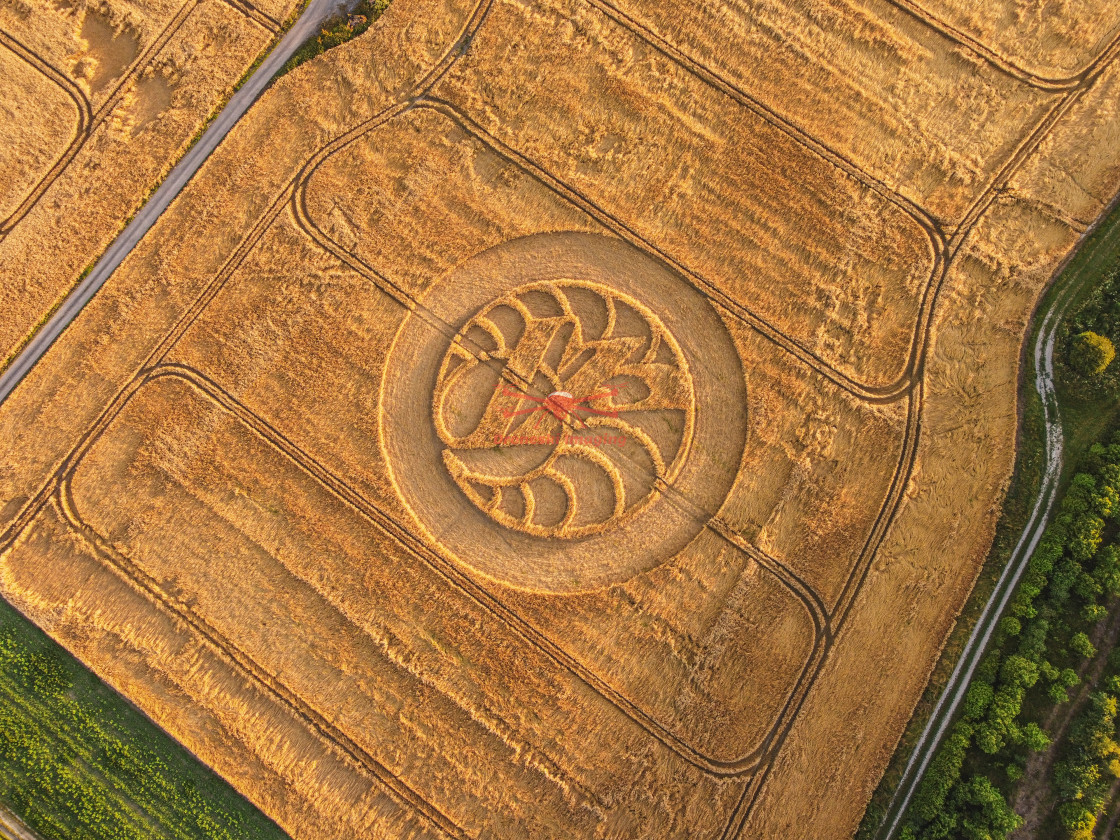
0,0 -> 300,368
1,0 -> 1119,836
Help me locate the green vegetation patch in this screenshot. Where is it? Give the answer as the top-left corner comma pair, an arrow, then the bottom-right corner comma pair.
860,199 -> 1120,840
280,0 -> 391,75
0,597 -> 289,840
897,442 -> 1120,839
1070,331 -> 1116,378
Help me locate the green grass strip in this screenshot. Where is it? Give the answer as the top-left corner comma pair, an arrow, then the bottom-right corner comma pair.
278,0 -> 392,75
0,597 -> 290,840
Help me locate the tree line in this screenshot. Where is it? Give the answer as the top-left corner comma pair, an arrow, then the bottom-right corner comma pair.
900,438 -> 1120,839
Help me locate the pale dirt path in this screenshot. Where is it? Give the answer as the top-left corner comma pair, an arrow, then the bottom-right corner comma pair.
0,0 -> 351,406
0,803 -> 40,840
876,233 -> 1074,840
1100,782 -> 1120,839
879,202 -> 1120,840
1010,603 -> 1120,838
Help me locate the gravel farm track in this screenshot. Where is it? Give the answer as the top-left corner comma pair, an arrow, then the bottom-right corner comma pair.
0,802 -> 38,840
0,0 -> 348,406
878,203 -> 1120,840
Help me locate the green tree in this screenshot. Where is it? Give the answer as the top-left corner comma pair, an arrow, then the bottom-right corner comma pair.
1082,603 -> 1108,623
963,681 -> 995,721
1093,545 -> 1120,596
911,722 -> 973,825
1058,801 -> 1097,840
1070,515 -> 1106,563
1071,632 -> 1097,659
955,775 -> 1023,839
1001,655 -> 1040,688
998,616 -> 1022,638
1022,721 -> 1051,752
1070,331 -> 1116,377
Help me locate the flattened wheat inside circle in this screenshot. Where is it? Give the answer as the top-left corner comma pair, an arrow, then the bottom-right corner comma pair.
433,280 -> 695,538
380,232 -> 746,593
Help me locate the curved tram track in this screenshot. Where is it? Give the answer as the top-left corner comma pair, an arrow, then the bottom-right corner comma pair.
878,208 -> 1120,840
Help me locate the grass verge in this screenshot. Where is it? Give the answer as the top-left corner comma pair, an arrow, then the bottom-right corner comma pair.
858,198 -> 1120,839
278,0 -> 391,75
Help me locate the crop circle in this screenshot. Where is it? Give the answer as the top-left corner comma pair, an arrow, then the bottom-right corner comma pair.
381,232 -> 747,593
433,280 -> 695,538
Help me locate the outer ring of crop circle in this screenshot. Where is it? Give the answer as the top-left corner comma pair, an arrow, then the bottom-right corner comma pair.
380,231 -> 747,594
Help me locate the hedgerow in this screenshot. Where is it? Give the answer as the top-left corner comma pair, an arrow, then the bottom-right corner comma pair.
902,436 -> 1120,840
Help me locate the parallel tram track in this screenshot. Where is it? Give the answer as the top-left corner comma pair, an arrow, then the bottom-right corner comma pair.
0,0 -> 1117,835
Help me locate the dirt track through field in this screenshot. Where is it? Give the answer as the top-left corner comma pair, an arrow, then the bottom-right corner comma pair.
878,197 -> 1120,840
0,0 -> 1115,837
0,0 -> 357,407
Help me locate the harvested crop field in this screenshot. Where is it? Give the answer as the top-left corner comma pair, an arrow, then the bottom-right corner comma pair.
0,0 -> 300,367
1,0 -> 1119,837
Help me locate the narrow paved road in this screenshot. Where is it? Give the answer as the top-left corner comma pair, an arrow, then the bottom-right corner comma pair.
877,221 -> 1120,838
0,803 -> 39,840
0,0 -> 348,406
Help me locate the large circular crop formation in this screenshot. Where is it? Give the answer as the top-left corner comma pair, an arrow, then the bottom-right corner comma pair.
381,232 -> 748,593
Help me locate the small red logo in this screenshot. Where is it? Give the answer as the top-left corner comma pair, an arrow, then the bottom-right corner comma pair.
499,385 -> 620,426
490,382 -> 626,448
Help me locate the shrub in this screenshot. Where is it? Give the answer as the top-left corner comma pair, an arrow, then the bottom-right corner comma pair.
0,608 -> 285,840
1071,632 -> 1097,659
1093,546 -> 1120,596
963,681 -> 994,721
910,722 -> 973,825
279,0 -> 392,74
1082,603 -> 1108,623
1058,801 -> 1097,838
1070,515 -> 1106,563
1070,331 -> 1116,377
1050,683 -> 1072,704
1021,722 -> 1051,752
957,774 -> 1023,838
1067,473 -> 1099,514
1051,558 -> 1084,604
1061,668 -> 1083,689
975,723 -> 1004,755
998,616 -> 1022,638
1001,655 -> 1040,689
1019,618 -> 1051,660
1055,759 -> 1101,800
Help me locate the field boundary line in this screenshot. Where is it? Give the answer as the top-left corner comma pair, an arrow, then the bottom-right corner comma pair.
874,194 -> 1120,840
0,0 -> 288,243
0,0 -> 1110,833
122,362 -> 808,778
53,482 -> 468,840
883,0 -> 1120,91
416,99 -> 926,403
581,0 -> 944,238
288,91 -> 923,836
0,0 -> 203,246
